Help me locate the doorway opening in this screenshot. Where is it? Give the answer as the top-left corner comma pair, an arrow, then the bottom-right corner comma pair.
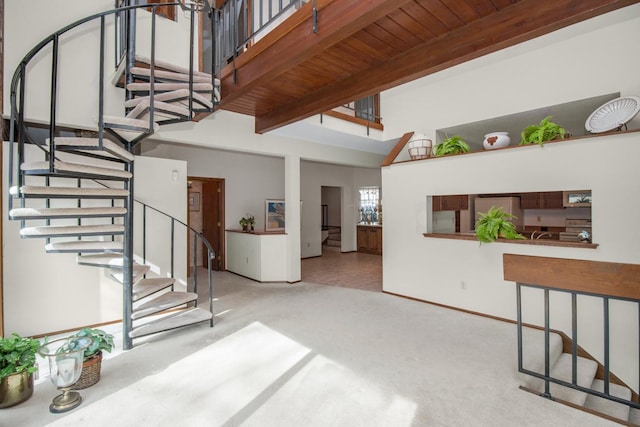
321,186 -> 342,252
187,177 -> 225,275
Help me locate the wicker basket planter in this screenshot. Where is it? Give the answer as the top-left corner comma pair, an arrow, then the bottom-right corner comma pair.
72,351 -> 102,390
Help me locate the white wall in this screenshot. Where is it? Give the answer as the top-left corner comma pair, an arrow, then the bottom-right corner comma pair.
380,6 -> 640,389
133,156 -> 189,287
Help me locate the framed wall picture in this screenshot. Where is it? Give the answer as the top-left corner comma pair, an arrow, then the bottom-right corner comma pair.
265,199 -> 285,231
189,192 -> 201,212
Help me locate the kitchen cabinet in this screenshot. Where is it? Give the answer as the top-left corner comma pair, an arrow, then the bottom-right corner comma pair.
520,191 -> 564,209
432,195 -> 469,211
357,225 -> 382,255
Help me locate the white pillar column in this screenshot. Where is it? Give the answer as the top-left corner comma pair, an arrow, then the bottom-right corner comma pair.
285,154 -> 301,283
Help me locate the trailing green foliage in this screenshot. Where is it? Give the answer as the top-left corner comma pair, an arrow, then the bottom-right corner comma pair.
71,328 -> 114,360
433,135 -> 470,156
0,333 -> 40,380
239,215 -> 255,228
520,116 -> 566,146
475,206 -> 525,243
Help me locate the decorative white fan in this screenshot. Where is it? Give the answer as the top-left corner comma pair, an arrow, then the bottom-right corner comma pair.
585,96 -> 640,133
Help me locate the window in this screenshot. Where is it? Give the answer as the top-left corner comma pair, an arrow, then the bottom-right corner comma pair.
359,187 -> 380,225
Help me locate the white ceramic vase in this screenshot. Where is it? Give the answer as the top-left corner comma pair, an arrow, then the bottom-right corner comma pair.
483,132 -> 510,150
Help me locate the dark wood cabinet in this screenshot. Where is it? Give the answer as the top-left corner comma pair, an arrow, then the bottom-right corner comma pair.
357,225 -> 382,255
432,195 -> 469,211
520,191 -> 564,209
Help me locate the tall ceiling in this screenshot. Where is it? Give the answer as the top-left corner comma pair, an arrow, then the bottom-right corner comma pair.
218,0 -> 640,134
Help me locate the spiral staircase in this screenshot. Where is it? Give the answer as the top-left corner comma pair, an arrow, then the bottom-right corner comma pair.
7,2 -> 219,349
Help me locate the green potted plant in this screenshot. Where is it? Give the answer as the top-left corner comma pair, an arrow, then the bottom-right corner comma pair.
433,135 -> 470,156
0,333 -> 40,408
239,215 -> 255,232
520,116 -> 567,146
475,206 -> 525,243
70,328 -> 114,389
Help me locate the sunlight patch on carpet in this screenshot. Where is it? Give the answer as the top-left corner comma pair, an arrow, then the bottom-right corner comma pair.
47,322 -> 311,426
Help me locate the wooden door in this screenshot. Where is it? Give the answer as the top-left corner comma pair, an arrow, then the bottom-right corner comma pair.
201,179 -> 225,271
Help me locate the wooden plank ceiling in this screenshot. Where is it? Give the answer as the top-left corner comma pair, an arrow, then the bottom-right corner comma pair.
218,0 -> 639,134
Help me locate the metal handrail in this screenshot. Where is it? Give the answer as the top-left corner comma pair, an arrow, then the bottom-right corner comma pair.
135,199 -> 215,326
516,282 -> 640,411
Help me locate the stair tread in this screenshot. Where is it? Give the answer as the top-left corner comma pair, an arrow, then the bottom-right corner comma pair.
21,160 -> 132,180
130,66 -> 212,83
111,264 -> 151,283
130,307 -> 212,339
132,291 -> 198,319
104,116 -> 160,132
10,207 -> 126,220
126,99 -> 191,121
124,89 -> 215,109
538,353 -> 598,406
21,224 -> 124,237
76,254 -> 125,268
11,185 -> 128,198
584,379 -> 632,421
126,82 -> 213,92
45,240 -> 123,253
48,137 -> 134,162
133,277 -> 176,302
629,408 -> 640,425
521,327 -> 564,390
134,54 -> 214,80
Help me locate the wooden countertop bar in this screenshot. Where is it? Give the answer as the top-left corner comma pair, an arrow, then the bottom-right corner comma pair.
226,229 -> 286,235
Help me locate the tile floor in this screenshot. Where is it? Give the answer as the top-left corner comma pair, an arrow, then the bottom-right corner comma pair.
301,246 -> 382,292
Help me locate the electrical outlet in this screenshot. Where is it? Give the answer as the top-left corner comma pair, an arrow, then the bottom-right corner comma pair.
537,215 -> 541,222
307,242 -> 310,247
460,281 -> 466,290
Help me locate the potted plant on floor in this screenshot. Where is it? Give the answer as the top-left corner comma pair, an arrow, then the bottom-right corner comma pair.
475,206 -> 525,244
70,328 -> 114,389
0,333 -> 40,408
520,116 -> 567,146
433,135 -> 470,157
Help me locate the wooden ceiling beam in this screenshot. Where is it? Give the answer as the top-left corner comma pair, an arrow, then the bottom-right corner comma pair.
219,0 -> 413,107
255,0 -> 638,133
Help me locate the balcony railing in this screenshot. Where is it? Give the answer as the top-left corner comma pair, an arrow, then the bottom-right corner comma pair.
215,0 -> 306,65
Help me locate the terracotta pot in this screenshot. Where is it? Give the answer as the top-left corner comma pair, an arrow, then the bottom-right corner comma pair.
0,371 -> 34,409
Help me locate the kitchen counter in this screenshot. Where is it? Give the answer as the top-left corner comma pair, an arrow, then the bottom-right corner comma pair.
423,232 -> 598,249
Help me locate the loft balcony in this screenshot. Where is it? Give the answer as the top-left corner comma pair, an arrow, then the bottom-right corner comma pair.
213,0 -> 637,134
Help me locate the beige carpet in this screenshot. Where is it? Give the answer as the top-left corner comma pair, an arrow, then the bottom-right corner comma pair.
4,271 -> 618,426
